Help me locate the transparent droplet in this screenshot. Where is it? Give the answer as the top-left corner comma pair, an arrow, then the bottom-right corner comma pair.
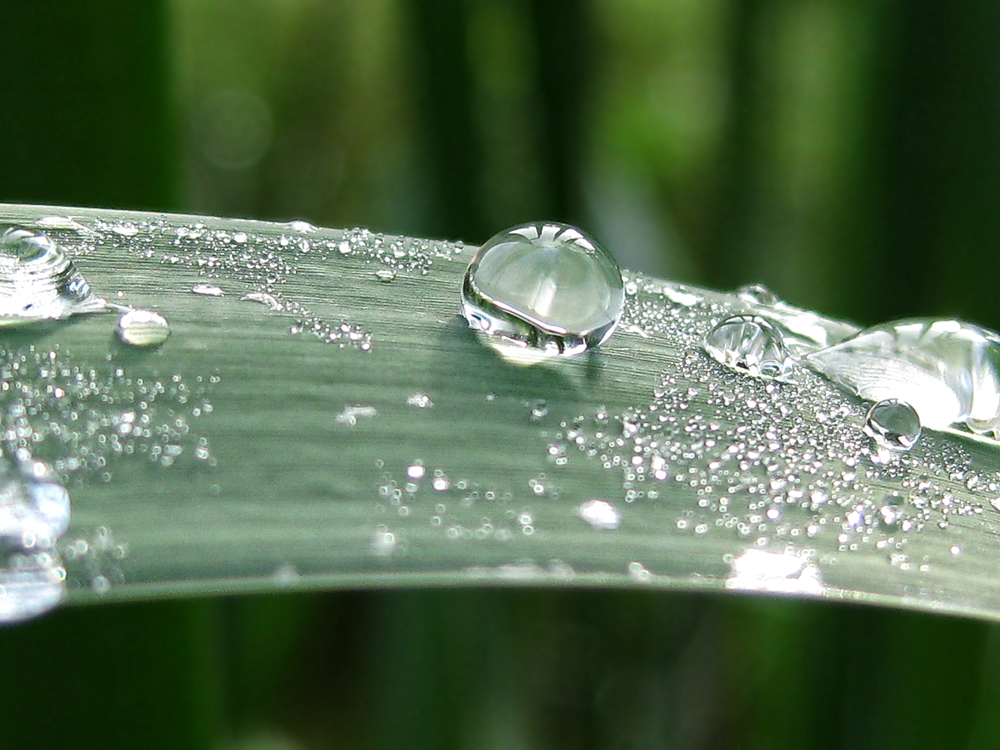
405,393 -> 434,409
703,315 -> 794,380
375,269 -> 396,283
0,459 -> 71,541
240,291 -> 283,311
0,226 -> 106,325
576,498 -> 621,530
116,309 -> 170,348
0,550 -> 65,624
806,319 -> 1000,435
334,405 -> 378,426
461,222 -> 624,357
736,283 -> 780,307
864,399 -> 921,451
192,283 -> 224,297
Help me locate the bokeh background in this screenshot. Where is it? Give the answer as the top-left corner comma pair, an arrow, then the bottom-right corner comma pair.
2,1 -> 1000,747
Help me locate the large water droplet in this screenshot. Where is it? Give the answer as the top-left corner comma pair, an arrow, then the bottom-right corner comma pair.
461,222 -> 624,357
0,457 -> 70,623
0,226 -> 106,325
864,399 -> 921,451
116,309 -> 170,348
703,315 -> 794,380
806,319 -> 1000,435
0,459 -> 71,541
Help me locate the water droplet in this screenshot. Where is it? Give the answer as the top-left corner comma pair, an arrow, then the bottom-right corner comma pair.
576,498 -> 621,530
405,393 -> 434,409
806,319 -> 1000,434
726,548 -> 824,595
736,283 -> 780,307
0,226 -> 106,325
240,291 -> 283,311
334,405 -> 378,426
375,269 -> 396,283
406,462 -> 426,480
191,283 -> 224,297
0,550 -> 65,623
864,399 -> 921,451
703,315 -> 794,380
461,222 -> 624,357
116,309 -> 170,348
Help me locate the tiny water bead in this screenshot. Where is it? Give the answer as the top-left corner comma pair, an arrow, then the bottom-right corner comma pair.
806,319 -> 1000,435
702,315 -> 794,380
864,399 -> 921,452
0,226 -> 106,325
116,309 -> 171,348
461,222 -> 625,357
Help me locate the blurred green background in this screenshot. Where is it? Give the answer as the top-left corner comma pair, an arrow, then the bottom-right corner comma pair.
3,1 -> 1000,747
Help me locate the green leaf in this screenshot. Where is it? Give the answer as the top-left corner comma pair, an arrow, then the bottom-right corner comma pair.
2,203 -> 1000,626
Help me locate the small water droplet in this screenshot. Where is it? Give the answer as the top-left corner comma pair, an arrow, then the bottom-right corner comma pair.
576,498 -> 621,530
240,291 -> 283,311
864,399 -> 921,451
406,462 -> 426,480
375,269 -> 396,283
405,393 -> 434,409
0,226 -> 106,324
191,283 -> 224,297
806,319 -> 1000,435
461,222 -> 624,357
703,315 -> 794,380
334,405 -> 378,426
736,283 -> 780,307
116,309 -> 170,348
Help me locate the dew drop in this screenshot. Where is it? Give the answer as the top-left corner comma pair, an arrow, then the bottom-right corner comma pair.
191,283 -> 224,297
240,291 -> 283,311
0,226 -> 106,325
405,393 -> 434,409
703,315 -> 794,380
375,269 -> 396,283
461,222 -> 624,357
864,399 -> 921,451
736,283 -> 780,307
116,309 -> 170,348
576,498 -> 621,530
806,319 -> 1000,435
334,405 -> 378,426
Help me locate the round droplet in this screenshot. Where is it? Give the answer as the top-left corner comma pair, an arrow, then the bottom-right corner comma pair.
461,222 -> 624,357
806,318 -> 1000,435
864,398 -> 921,451
116,309 -> 170,348
703,315 -> 794,380
0,226 -> 106,325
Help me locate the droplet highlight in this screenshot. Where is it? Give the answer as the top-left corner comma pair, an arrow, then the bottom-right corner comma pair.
461,222 -> 624,357
703,315 -> 794,380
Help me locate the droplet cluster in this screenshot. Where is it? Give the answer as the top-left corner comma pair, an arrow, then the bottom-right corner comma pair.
0,344 -> 217,478
69,217 -> 466,352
